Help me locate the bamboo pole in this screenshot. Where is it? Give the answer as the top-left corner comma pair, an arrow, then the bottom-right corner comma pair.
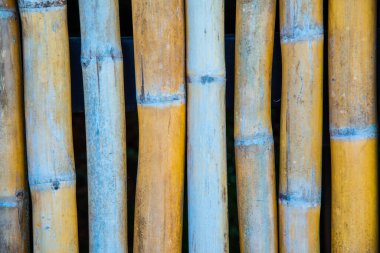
78,0 -> 127,252
329,0 -> 378,251
234,1 -> 277,252
0,0 -> 29,251
131,0 -> 185,252
186,0 -> 229,252
18,0 -> 78,251
279,0 -> 323,252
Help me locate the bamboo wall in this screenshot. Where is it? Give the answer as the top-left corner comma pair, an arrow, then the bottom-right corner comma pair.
0,0 -> 378,252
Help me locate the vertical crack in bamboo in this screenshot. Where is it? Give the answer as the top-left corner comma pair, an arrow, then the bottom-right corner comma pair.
279,0 -> 323,252
0,0 -> 29,252
132,0 -> 186,252
186,0 -> 229,252
18,0 -> 79,251
234,1 -> 278,252
329,0 -> 378,251
78,0 -> 127,252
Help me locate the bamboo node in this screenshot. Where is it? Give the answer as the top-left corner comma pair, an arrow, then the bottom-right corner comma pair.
235,132 -> 273,147
281,25 -> 324,43
0,7 -> 17,19
330,124 -> 378,140
187,74 -> 226,85
18,0 -> 66,9
279,193 -> 320,208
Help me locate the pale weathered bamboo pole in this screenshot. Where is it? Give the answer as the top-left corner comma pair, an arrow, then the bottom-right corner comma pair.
234,1 -> 277,252
329,0 -> 378,251
18,0 -> 78,251
0,0 -> 29,251
78,0 -> 127,252
279,0 -> 323,252
131,0 -> 185,252
186,0 -> 229,252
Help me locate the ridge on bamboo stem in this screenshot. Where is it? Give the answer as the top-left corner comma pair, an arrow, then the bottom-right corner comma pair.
329,0 -> 378,252
132,0 -> 186,252
78,0 -> 128,252
0,0 -> 29,252
18,0 -> 79,252
279,0 -> 323,252
186,0 -> 229,252
234,1 -> 278,252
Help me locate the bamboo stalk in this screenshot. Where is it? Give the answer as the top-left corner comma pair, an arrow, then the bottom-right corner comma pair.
18,0 -> 78,251
78,0 -> 127,252
186,0 -> 229,252
329,0 -> 378,251
131,0 -> 185,252
0,0 -> 29,251
234,1 -> 277,252
279,0 -> 323,252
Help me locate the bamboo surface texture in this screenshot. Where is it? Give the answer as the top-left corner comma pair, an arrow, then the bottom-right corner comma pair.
279,0 -> 323,252
186,0 -> 229,252
329,0 -> 378,252
78,0 -> 127,252
132,0 -> 185,252
18,0 -> 78,252
0,0 -> 29,251
234,1 -> 277,252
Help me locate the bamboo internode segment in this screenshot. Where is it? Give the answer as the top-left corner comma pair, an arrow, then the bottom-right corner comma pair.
234,1 -> 277,252
132,0 -> 185,252
0,0 -> 29,251
18,0 -> 78,252
78,0 -> 127,252
329,0 -> 378,252
186,0 -> 229,252
279,0 -> 323,252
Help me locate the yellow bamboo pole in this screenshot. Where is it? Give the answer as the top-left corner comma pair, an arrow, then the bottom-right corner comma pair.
234,1 -> 277,252
78,0 -> 128,251
186,0 -> 229,252
329,0 -> 378,252
18,0 -> 79,252
0,0 -> 29,251
131,0 -> 185,252
279,0 -> 323,252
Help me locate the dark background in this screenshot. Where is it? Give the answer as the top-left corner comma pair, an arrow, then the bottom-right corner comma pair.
62,0 -> 379,252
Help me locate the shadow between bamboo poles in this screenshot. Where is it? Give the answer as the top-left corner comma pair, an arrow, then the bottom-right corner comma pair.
78,0 -> 127,252
329,0 -> 378,251
234,1 -> 278,252
279,0 -> 323,252
0,0 -> 29,251
131,0 -> 186,252
18,0 -> 79,251
186,0 -> 229,252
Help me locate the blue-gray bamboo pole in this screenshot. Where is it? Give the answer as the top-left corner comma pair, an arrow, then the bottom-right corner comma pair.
186,0 -> 229,252
0,0 -> 29,251
18,0 -> 79,251
234,1 -> 277,252
78,0 -> 127,252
